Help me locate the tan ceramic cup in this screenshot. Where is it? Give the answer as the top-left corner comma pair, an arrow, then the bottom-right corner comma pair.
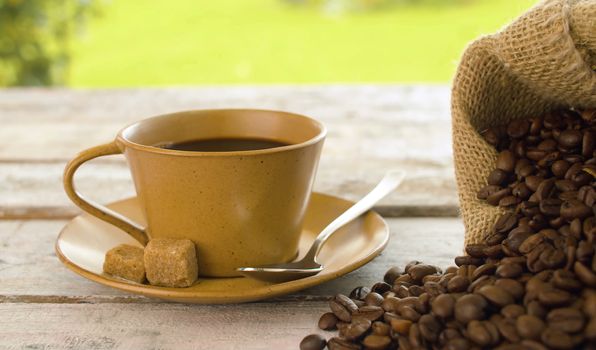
63,109 -> 326,277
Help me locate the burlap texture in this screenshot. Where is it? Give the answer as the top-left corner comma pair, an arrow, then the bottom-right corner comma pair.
452,0 -> 596,245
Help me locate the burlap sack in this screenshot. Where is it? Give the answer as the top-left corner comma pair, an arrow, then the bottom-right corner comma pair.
452,0 -> 596,245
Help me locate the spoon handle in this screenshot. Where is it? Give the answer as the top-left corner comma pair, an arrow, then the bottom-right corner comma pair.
303,170 -> 406,262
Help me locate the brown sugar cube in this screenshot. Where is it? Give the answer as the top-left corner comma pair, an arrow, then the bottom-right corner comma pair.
103,244 -> 146,283
144,238 -> 198,288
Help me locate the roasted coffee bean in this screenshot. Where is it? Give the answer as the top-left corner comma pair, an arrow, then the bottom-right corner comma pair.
327,337 -> 360,350
559,129 -> 583,148
495,213 -> 518,233
447,275 -> 469,293
546,307 -> 584,333
371,321 -> 390,336
455,294 -> 487,324
371,282 -> 391,295
487,187 -> 512,206
361,334 -> 391,350
497,150 -> 516,172
364,292 -> 384,307
501,304 -> 525,319
477,285 -> 514,307
330,294 -> 358,322
516,315 -> 545,340
319,312 -> 339,330
472,263 -> 497,280
495,264 -> 523,278
383,266 -> 402,285
507,119 -> 530,138
467,320 -> 500,347
537,288 -> 571,306
353,306 -> 384,322
552,160 -> 571,178
540,328 -> 574,350
560,199 -> 592,220
349,286 -> 370,301
300,334 -> 326,350
432,293 -> 455,319
454,255 -> 484,266
477,184 -> 502,200
466,244 -> 488,258
494,279 -> 525,300
488,169 -> 509,185
390,318 -> 412,335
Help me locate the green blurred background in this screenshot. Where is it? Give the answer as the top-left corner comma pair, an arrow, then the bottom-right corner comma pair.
0,0 -> 536,87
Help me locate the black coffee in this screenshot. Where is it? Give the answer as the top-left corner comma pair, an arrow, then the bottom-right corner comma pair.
158,137 -> 289,152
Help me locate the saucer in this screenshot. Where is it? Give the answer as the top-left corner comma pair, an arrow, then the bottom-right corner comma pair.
55,192 -> 389,304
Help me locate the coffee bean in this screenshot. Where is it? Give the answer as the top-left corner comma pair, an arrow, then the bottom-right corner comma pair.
431,293 -> 455,319
477,285 -> 514,307
327,337 -> 360,350
488,169 -> 509,185
501,304 -> 525,319
507,119 -> 530,138
447,275 -> 469,293
477,184 -> 502,200
390,318 -> 412,335
364,292 -> 384,307
467,320 -> 500,347
349,286 -> 370,301
369,322 -> 389,338
516,315 -> 545,340
455,294 -> 487,324
370,282 -> 391,295
497,150 -> 516,172
494,315 -> 521,343
547,307 -> 584,333
582,130 -> 594,157
552,160 -> 570,178
300,334 -> 326,350
494,278 -> 525,300
383,266 -> 402,285
319,312 -> 339,330
537,289 -> 571,306
408,264 -> 438,282
330,294 -> 358,322
487,187 -> 512,206
496,264 -> 523,278
353,306 -> 384,322
540,328 -> 574,350
454,255 -> 484,266
560,199 -> 592,220
559,129 -> 583,148
361,334 -> 390,350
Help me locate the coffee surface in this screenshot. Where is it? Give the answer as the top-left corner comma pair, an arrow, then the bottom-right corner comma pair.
159,137 -> 289,152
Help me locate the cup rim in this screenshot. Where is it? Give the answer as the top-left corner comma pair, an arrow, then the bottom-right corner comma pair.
116,108 -> 327,156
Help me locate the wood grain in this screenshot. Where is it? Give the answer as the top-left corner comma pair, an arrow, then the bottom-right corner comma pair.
0,86 -> 456,218
0,86 -> 449,160
0,218 -> 464,300
0,302 -> 331,349
0,158 -> 456,219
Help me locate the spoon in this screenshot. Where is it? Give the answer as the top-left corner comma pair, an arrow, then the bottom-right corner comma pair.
237,169 -> 406,283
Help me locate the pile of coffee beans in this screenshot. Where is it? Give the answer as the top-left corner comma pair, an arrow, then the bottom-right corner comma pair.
300,108 -> 596,350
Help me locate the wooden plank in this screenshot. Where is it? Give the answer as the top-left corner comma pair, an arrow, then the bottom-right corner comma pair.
0,85 -> 450,161
0,157 -> 457,219
0,218 -> 464,300
0,302 -> 331,349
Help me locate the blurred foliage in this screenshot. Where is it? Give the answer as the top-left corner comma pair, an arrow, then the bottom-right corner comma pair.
0,0 -> 100,86
286,0 -> 470,13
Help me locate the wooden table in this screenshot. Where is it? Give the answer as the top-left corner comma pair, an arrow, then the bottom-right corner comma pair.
0,85 -> 465,349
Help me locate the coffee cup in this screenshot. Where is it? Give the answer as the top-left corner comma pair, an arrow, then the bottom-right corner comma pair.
63,109 -> 326,277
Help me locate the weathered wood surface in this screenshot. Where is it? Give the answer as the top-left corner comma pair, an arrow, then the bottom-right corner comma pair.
0,86 -> 465,349
0,218 -> 464,299
1,218 -> 463,349
0,158 -> 456,219
0,302 -> 331,349
0,86 -> 457,219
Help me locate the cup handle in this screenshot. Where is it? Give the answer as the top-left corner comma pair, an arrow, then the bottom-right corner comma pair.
63,141 -> 149,245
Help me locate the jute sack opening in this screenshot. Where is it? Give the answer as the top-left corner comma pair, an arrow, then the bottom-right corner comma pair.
452,0 -> 596,245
